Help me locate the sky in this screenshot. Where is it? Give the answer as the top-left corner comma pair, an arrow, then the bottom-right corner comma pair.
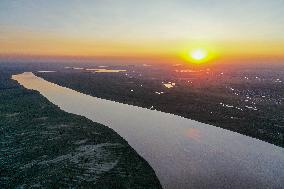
0,0 -> 284,62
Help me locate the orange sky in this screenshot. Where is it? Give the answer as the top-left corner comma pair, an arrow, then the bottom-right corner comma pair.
1,1 -> 284,63
1,31 -> 284,62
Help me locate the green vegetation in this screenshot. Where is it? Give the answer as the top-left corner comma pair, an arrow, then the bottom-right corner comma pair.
37,69 -> 284,147
0,71 -> 161,189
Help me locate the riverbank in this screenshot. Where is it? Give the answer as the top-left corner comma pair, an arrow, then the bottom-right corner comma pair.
13,72 -> 284,189
35,67 -> 284,148
0,70 -> 161,188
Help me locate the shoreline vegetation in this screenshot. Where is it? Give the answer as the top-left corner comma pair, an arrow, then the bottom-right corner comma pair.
35,68 -> 284,148
0,70 -> 162,188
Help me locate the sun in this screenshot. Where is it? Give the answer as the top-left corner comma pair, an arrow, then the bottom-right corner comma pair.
180,47 -> 215,64
190,49 -> 208,61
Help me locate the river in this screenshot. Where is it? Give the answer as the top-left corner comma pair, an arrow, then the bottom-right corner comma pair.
12,72 -> 284,189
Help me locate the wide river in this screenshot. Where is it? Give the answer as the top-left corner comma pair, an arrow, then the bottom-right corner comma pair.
13,72 -> 284,189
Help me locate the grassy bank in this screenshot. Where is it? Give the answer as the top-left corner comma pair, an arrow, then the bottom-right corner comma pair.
37,70 -> 284,147
0,70 -> 161,189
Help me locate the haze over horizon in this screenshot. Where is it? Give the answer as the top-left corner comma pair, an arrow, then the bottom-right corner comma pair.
1,0 -> 284,63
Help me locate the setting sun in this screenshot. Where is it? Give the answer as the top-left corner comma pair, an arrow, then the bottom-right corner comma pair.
181,48 -> 212,64
190,49 -> 208,61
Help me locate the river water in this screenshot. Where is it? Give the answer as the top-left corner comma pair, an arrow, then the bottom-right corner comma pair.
12,72 -> 284,189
